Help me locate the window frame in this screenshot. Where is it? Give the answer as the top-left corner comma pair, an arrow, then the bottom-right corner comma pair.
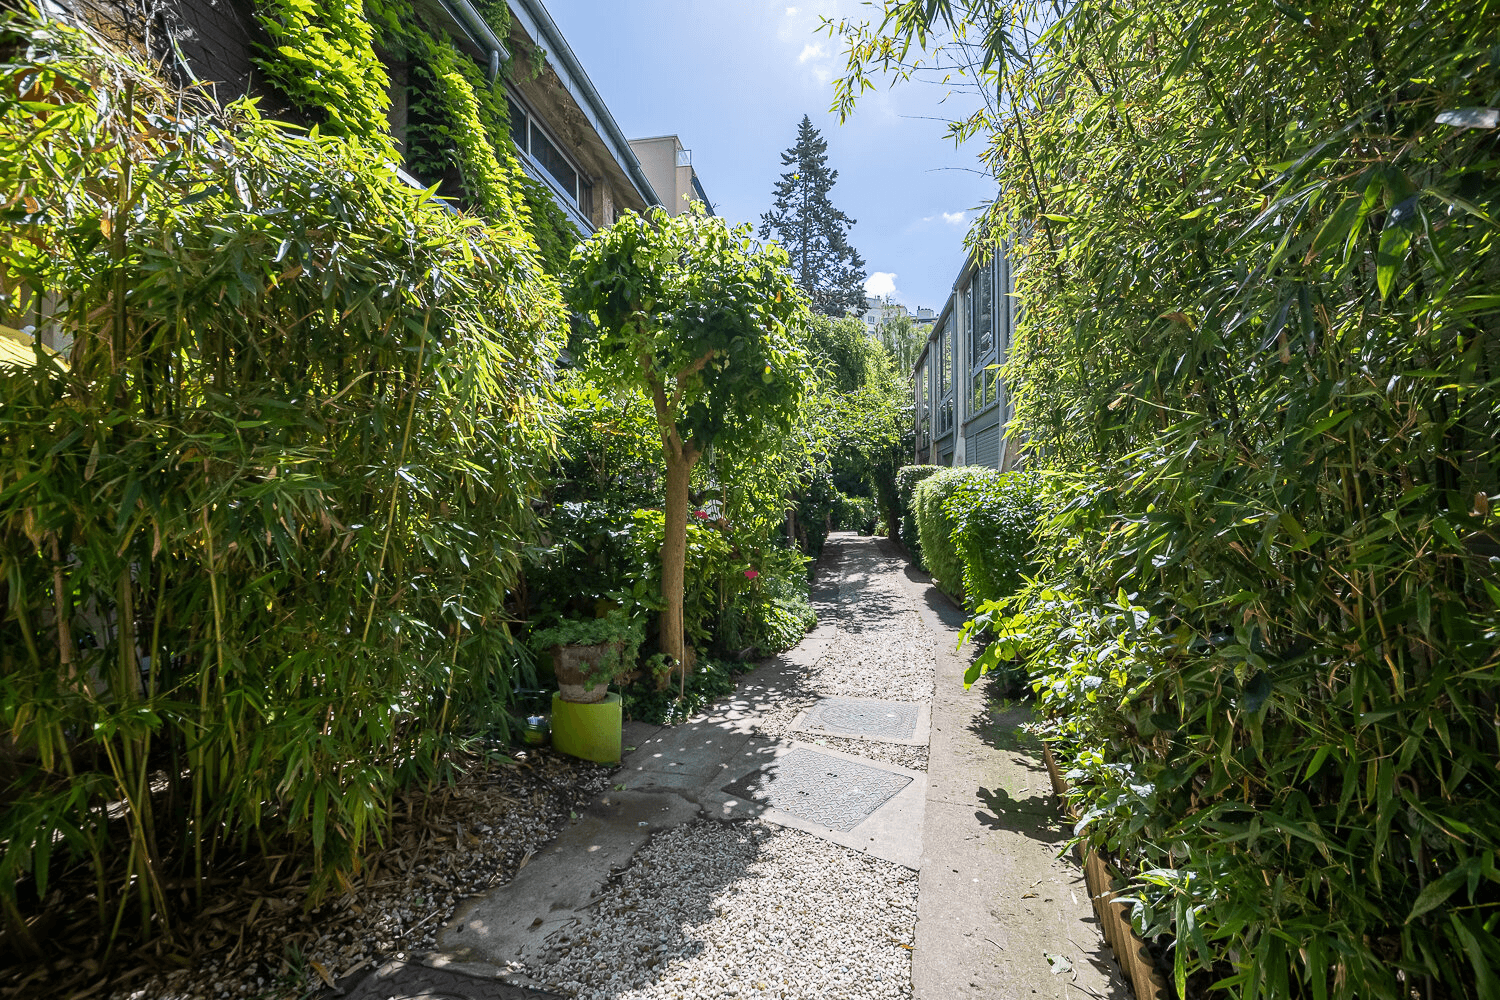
505,87 -> 595,225
969,257 -> 1001,416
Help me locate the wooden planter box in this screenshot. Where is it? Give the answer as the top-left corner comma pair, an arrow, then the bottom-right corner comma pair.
1042,745 -> 1167,1000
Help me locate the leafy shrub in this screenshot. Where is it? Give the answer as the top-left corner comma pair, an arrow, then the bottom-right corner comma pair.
720,546 -> 816,656
894,465 -> 940,565
0,14 -> 563,950
913,468 -> 992,601
831,490 -> 876,533
619,509 -> 745,650
842,0 -> 1500,992
946,470 -> 1044,609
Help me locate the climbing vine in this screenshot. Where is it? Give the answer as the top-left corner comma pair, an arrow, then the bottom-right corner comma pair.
251,0 -> 579,270
363,0 -> 579,270
250,0 -> 395,157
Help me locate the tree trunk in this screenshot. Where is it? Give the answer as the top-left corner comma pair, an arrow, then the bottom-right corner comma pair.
659,443 -> 699,690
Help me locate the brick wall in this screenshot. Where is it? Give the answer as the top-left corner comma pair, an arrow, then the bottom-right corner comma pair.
51,0 -> 279,110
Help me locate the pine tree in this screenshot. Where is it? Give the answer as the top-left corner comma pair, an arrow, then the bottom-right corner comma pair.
759,115 -> 868,317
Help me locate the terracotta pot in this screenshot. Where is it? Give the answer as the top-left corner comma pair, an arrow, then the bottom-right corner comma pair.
552,641 -> 623,703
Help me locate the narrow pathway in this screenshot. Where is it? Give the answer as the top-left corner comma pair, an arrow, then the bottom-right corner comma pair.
893,554 -> 1127,1000
350,534 -> 1126,1000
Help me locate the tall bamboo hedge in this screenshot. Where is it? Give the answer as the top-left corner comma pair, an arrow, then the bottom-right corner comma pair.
834,0 -> 1500,996
0,13 -> 563,952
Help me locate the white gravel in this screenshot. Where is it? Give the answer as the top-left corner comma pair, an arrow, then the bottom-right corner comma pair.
800,734 -> 928,772
752,539 -> 935,742
531,819 -> 917,1000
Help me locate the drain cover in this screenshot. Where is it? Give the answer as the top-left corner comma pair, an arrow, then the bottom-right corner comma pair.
798,697 -> 919,741
339,959 -> 561,999
720,748 -> 912,832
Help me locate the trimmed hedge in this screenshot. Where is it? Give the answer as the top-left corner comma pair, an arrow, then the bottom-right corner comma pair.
914,466 -> 1044,608
913,468 -> 984,601
947,470 -> 1043,609
894,465 -> 940,566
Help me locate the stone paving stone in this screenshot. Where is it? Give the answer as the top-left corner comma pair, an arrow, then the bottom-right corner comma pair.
339,957 -> 562,998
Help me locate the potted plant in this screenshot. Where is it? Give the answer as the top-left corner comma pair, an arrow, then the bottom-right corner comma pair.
530,608 -> 644,703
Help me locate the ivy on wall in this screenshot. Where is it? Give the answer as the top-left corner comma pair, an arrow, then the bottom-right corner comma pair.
261,0 -> 580,272
250,0 -> 396,158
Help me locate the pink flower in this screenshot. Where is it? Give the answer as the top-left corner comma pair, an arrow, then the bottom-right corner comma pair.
744,568 -> 759,579
693,510 -> 708,519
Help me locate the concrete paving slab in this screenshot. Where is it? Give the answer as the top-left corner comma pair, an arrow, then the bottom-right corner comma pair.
700,738 -> 927,869
894,550 -> 1130,1000
336,957 -> 561,999
437,790 -> 700,970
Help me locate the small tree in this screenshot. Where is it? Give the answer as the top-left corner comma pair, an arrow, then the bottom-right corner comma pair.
759,115 -> 868,317
567,207 -> 809,685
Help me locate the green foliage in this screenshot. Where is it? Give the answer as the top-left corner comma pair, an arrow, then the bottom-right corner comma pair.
833,491 -> 875,533
758,115 -> 867,317
567,206 -> 810,671
894,465 -> 940,565
801,314 -> 911,544
568,207 -> 810,463
0,14 -> 563,951
833,1 -> 1500,995
620,508 -> 744,649
873,307 -> 924,376
251,0 -> 394,156
720,546 -> 817,657
530,608 -> 645,686
946,469 -> 1043,610
365,0 -> 576,271
913,468 -> 978,601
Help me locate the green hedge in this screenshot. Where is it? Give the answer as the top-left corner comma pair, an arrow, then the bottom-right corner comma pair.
894,465 -> 940,566
947,470 -> 1043,609
913,468 -> 982,600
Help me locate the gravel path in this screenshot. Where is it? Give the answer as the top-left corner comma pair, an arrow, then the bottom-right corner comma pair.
753,537 -> 936,744
97,752 -> 611,1000
535,820 -> 917,1000
524,535 -> 935,999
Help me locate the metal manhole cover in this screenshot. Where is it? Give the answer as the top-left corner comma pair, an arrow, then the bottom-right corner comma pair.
720,748 -> 912,832
798,697 -> 919,740
339,959 -> 562,999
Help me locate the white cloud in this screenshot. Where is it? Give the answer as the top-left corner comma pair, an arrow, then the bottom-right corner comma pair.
865,272 -> 897,298
798,42 -> 826,63
942,210 -> 968,226
786,5 -> 799,13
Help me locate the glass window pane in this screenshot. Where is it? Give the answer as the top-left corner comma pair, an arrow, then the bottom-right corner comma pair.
977,259 -> 993,357
506,95 -> 527,150
940,326 -> 951,396
530,121 -> 579,201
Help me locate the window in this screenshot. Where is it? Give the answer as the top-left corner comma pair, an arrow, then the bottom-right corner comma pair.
529,122 -> 578,197
508,89 -> 592,218
676,148 -> 692,167
969,258 -> 1000,415
934,317 -> 955,437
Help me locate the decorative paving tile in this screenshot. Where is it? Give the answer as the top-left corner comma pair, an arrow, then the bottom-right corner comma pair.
797,697 -> 920,741
720,748 -> 912,832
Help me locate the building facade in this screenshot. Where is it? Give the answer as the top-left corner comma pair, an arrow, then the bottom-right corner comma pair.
627,135 -> 713,217
41,0 -> 663,235
912,244 -> 1022,471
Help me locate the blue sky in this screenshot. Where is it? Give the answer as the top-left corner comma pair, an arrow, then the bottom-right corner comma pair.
544,0 -> 995,313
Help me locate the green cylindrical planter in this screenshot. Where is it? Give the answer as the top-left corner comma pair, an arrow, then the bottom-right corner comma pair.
550,692 -> 622,764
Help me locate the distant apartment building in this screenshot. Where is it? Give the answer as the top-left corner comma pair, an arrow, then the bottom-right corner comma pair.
628,136 -> 714,217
